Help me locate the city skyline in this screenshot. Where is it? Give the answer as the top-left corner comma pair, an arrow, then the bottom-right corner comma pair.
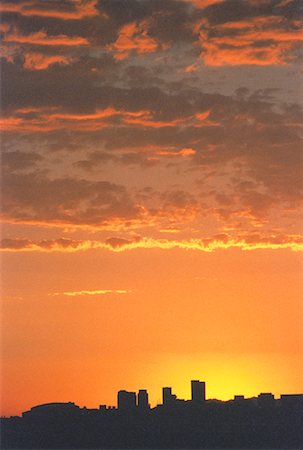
0,380 -> 303,450
2,379 -> 303,448
3,378 -> 303,417
1,0 -> 303,418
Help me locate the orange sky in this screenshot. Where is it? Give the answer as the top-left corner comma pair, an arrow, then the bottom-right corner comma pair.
1,0 -> 303,416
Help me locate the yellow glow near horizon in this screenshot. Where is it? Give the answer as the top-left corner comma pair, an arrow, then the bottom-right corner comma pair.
147,353 -> 303,404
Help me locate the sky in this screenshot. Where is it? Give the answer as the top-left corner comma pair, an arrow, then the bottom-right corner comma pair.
1,0 -> 303,416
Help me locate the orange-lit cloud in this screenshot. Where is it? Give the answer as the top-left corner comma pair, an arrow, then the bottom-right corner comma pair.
0,108 -> 216,133
123,113 -> 187,128
109,20 -> 165,60
0,0 -> 99,20
49,289 -> 131,297
1,235 -> 302,253
183,62 -> 199,73
0,108 -> 145,132
185,0 -> 225,8
23,52 -> 73,70
194,16 -> 303,65
3,28 -> 89,46
155,148 -> 196,157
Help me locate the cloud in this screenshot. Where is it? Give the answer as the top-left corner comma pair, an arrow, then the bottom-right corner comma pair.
185,0 -> 225,9
0,237 -> 84,251
0,106 -> 212,133
193,9 -> 303,65
23,52 -> 73,70
105,236 -> 142,249
1,0 -> 302,249
108,20 -> 167,60
49,289 -> 131,297
2,172 -> 142,227
0,108 -> 149,132
2,150 -> 43,171
1,234 -> 302,253
3,28 -> 89,46
0,0 -> 99,20
1,169 -> 205,231
1,79 -> 301,230
1,87 -> 301,232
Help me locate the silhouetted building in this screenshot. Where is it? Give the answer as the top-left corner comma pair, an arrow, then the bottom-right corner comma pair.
118,390 -> 136,411
191,380 -> 205,402
138,389 -> 150,410
258,393 -> 274,406
280,394 -> 303,407
234,395 -> 245,403
22,402 -> 80,418
162,387 -> 176,405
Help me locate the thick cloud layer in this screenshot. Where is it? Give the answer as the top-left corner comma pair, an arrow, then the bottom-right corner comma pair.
1,0 -> 302,251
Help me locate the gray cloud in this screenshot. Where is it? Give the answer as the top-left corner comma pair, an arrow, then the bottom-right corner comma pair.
2,172 -> 142,225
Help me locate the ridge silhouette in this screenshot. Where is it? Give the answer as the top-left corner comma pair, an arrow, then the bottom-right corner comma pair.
1,380 -> 303,449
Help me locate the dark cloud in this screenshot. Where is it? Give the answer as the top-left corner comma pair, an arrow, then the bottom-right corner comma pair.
0,238 -> 33,250
2,172 -> 142,225
1,0 -> 302,240
74,150 -> 157,170
2,150 -> 43,172
0,237 -> 83,250
105,236 -> 141,249
202,0 -> 302,25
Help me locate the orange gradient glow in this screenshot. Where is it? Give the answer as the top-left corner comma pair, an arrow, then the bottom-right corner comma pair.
1,246 -> 303,415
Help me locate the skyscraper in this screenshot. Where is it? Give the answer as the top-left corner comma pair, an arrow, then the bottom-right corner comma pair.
138,389 -> 150,410
162,387 -> 172,405
162,387 -> 177,405
117,390 -> 136,410
191,380 -> 206,402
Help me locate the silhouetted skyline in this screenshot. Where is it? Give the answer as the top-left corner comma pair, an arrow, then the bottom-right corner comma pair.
1,379 -> 303,449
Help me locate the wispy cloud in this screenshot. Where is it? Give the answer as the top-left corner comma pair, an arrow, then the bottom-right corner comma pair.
0,0 -> 99,20
49,289 -> 131,297
3,28 -> 89,46
108,20 -> 166,60
194,15 -> 303,66
1,235 -> 302,253
23,52 -> 74,70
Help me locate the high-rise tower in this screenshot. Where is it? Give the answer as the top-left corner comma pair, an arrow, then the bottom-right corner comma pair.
191,380 -> 206,402
162,387 -> 177,405
117,390 -> 136,410
138,390 -> 150,410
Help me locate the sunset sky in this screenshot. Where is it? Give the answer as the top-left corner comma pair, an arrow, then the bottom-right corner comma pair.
1,0 -> 303,416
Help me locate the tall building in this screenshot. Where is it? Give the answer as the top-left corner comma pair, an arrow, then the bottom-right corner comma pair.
191,380 -> 206,402
162,387 -> 176,405
138,389 -> 150,410
117,390 -> 136,410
